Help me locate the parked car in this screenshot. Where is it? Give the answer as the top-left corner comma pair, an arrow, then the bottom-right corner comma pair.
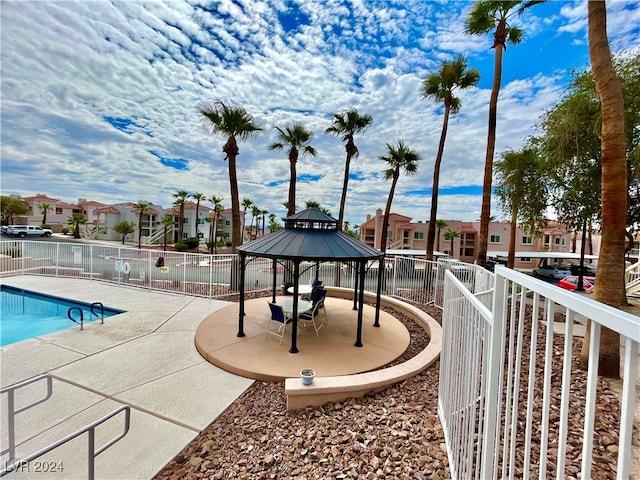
567,263 -> 597,276
558,275 -> 595,293
6,225 -> 53,237
532,260 -> 572,279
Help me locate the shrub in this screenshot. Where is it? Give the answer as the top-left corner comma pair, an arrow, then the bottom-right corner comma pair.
174,243 -> 188,252
185,237 -> 199,249
61,228 -> 69,235
2,246 -> 22,258
225,242 -> 232,247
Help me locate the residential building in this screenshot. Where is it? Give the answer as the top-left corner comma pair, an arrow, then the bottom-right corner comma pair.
359,209 -> 573,269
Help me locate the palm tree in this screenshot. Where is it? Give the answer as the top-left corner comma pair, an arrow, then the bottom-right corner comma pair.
578,1 -> 627,378
191,192 -> 206,238
199,101 -> 262,252
132,200 -> 151,249
209,195 -> 223,253
173,189 -> 188,243
260,208 -> 268,236
268,123 -> 318,217
378,140 -> 421,254
159,214 -> 174,251
494,147 -> 547,268
435,219 -> 448,253
250,204 -> 261,240
304,200 -> 332,217
241,197 -> 253,243
421,55 -> 480,261
465,0 -> 544,266
67,213 -> 87,239
325,108 -> 373,230
38,203 -> 51,225
444,229 -> 461,256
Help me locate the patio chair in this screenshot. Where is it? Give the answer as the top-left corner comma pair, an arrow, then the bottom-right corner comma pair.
265,302 -> 293,344
299,288 -> 327,337
302,279 -> 324,301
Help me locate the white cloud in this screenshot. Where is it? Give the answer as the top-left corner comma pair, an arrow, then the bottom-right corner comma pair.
1,0 -> 638,228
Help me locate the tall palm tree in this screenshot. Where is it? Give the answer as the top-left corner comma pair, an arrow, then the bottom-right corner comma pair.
172,189 -> 188,243
421,55 -> 480,260
304,200 -> 332,217
132,201 -> 151,250
199,101 -> 262,253
191,192 -> 206,238
435,219 -> 448,253
67,213 -> 87,239
578,0 -> 627,378
444,229 -> 461,256
378,140 -> 421,254
268,123 -> 318,217
159,214 -> 174,251
325,108 -> 373,230
209,195 -> 223,253
241,197 -> 253,243
465,0 -> 544,266
38,203 -> 51,225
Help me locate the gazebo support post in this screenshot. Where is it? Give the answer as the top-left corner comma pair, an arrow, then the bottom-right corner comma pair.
352,261 -> 359,311
374,257 -> 384,327
354,261 -> 366,347
271,258 -> 277,303
237,253 -> 246,337
289,260 -> 300,354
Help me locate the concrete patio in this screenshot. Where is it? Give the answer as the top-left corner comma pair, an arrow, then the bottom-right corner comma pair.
0,276 -> 254,479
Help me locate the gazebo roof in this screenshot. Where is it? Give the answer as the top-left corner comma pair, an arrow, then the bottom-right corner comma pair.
237,208 -> 383,261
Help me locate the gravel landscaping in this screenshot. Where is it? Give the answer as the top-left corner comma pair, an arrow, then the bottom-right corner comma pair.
154,297 -> 637,480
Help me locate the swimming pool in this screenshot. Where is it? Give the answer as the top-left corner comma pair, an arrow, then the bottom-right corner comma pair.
0,285 -> 125,346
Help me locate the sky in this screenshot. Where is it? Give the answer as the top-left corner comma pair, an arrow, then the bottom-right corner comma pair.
1,0 -> 639,228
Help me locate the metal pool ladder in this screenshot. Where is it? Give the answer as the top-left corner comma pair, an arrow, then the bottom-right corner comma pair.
0,374 -> 131,479
67,302 -> 105,330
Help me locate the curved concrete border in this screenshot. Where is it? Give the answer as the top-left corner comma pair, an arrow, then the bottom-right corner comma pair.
285,287 -> 442,410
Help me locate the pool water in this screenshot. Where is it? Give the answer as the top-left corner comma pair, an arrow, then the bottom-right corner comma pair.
0,285 -> 125,346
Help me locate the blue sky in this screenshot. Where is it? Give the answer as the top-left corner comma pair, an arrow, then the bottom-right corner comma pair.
1,0 -> 639,227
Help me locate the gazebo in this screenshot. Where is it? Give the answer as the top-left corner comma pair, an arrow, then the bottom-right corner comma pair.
237,208 -> 385,353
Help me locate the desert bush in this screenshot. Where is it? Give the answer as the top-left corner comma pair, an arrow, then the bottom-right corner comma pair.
174,243 -> 188,252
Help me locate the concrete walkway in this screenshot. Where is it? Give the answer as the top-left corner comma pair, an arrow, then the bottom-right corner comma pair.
0,276 -> 254,479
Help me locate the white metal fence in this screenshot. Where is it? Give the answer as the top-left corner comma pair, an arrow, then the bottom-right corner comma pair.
0,241 -> 466,303
439,265 -> 639,479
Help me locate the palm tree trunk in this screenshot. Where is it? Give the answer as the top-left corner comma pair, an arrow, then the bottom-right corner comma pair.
288,150 -> 298,216
337,153 -> 353,230
579,0 -> 626,377
427,106 -> 451,260
478,41 -> 505,267
507,210 -> 517,268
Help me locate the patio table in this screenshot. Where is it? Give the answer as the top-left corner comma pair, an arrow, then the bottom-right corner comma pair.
286,284 -> 313,295
276,299 -> 312,316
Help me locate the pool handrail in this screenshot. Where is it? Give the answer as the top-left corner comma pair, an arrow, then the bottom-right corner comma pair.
0,374 -> 53,461
0,404 -> 131,480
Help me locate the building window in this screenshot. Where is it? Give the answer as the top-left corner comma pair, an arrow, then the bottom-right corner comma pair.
544,235 -> 550,245
490,235 -> 501,243
522,236 -> 533,244
521,257 -> 532,262
464,248 -> 474,256
387,231 -> 393,239
414,232 -> 424,240
225,220 -> 230,226
554,237 -> 561,245
561,238 -> 566,246
56,208 -> 63,214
